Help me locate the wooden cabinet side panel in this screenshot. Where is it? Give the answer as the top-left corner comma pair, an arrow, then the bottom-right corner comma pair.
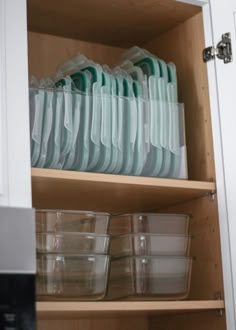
158,196 -> 224,300
143,12 -> 215,182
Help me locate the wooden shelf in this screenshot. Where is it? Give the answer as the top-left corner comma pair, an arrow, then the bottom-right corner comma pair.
27,0 -> 200,47
31,168 -> 216,213
37,300 -> 224,319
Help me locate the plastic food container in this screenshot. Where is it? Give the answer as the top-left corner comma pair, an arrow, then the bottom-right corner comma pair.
107,256 -> 192,300
37,232 -> 110,254
37,254 -> 110,301
109,213 -> 190,235
36,209 -> 110,234
109,233 -> 191,257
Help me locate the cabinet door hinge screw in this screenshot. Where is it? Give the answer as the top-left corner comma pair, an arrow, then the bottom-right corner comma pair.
215,292 -> 223,317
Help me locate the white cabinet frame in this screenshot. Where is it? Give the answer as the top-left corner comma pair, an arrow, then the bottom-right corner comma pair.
0,0 -> 32,207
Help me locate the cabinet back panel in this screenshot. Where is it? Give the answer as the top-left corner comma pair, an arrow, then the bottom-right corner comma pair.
144,13 -> 215,182
28,32 -> 125,79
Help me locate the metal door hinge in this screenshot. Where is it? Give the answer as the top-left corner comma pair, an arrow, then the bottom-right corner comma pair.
203,32 -> 232,64
207,191 -> 216,201
214,292 -> 224,317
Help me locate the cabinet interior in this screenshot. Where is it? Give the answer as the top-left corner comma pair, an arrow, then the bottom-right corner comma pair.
27,0 -> 226,329
27,0 -> 200,46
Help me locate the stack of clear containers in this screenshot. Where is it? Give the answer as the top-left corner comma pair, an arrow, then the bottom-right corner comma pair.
107,213 -> 192,300
36,209 -> 111,301
29,47 -> 188,179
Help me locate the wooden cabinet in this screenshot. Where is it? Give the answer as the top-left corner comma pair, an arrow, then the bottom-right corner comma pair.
1,0 -> 235,329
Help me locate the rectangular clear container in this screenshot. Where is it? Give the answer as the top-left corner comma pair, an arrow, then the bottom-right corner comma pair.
36,209 -> 110,234
109,213 -> 190,236
109,233 -> 191,257
37,232 -> 110,254
107,256 -> 192,301
37,254 -> 110,301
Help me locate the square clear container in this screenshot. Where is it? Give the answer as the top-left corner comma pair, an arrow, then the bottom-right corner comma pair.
109,213 -> 190,236
109,233 -> 191,257
107,256 -> 192,301
37,232 -> 110,254
36,209 -> 110,234
37,254 -> 110,301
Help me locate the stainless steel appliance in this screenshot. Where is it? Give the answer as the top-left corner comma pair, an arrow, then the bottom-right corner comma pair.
0,207 -> 36,329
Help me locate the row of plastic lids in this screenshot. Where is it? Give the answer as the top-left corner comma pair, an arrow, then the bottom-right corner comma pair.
29,46 -> 188,178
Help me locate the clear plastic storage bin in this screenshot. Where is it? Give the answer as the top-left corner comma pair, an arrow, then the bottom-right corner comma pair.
109,213 -> 190,236
36,209 -> 110,234
37,254 -> 110,301
107,256 -> 192,300
37,232 -> 110,254
29,86 -> 188,179
109,233 -> 191,257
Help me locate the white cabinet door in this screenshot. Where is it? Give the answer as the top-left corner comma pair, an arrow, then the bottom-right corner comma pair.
202,1 -> 236,329
0,0 -> 32,208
